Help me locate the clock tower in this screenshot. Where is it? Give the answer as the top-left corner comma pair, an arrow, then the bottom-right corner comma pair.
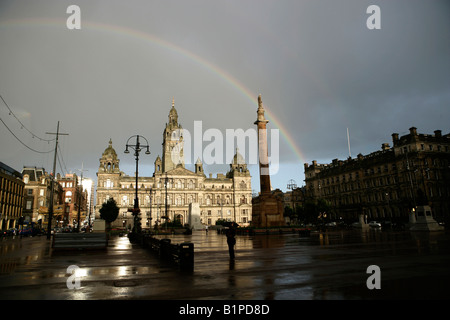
162,98 -> 184,172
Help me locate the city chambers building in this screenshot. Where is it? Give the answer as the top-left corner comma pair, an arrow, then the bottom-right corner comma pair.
95,101 -> 252,230
304,127 -> 450,223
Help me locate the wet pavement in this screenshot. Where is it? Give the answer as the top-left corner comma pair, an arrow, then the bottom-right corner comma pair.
1,229 -> 450,300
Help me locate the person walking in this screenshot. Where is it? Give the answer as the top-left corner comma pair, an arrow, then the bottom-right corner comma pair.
226,227 -> 236,260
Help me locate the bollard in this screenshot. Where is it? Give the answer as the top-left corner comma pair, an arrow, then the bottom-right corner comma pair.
159,238 -> 171,259
178,242 -> 194,271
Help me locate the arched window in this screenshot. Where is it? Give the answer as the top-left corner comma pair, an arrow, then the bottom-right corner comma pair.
65,191 -> 72,204
105,179 -> 113,188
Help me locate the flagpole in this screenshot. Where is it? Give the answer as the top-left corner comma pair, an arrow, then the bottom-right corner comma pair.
347,127 -> 351,158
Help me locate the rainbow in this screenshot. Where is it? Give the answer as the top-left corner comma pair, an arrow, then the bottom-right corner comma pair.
1,17 -> 308,165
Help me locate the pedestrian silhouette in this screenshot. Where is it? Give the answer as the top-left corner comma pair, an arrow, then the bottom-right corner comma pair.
226,228 -> 236,260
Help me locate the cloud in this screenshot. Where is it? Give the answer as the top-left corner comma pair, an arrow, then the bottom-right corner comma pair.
0,0 -> 449,191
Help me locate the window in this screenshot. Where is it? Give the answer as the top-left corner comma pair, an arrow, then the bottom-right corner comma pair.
105,179 -> 113,188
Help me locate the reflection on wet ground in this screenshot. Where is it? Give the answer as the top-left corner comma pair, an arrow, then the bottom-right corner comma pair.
0,229 -> 449,300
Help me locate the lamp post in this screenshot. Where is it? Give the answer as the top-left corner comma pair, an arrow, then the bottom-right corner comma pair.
124,135 -> 150,237
287,179 -> 297,222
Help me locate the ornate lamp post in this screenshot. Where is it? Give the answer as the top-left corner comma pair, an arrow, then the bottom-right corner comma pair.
124,135 -> 150,238
287,179 -> 297,224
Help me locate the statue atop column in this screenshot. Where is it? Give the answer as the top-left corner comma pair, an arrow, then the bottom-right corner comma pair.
251,94 -> 284,228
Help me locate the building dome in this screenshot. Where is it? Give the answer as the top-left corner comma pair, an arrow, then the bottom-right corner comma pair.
102,139 -> 117,159
99,139 -> 119,173
232,149 -> 245,165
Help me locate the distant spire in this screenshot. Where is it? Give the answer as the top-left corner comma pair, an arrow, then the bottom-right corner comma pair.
172,97 -> 175,108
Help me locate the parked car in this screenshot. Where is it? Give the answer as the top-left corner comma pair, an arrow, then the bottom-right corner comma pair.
369,221 -> 382,228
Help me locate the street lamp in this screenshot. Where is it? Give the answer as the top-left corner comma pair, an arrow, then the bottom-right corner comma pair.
124,135 -> 150,238
287,179 -> 297,225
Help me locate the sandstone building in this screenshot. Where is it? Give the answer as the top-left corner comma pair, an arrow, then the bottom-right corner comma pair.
58,173 -> 88,229
95,100 -> 252,229
21,167 -> 63,228
0,162 -> 24,231
304,127 -> 450,223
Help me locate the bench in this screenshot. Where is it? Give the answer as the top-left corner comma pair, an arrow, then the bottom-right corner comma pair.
52,233 -> 108,250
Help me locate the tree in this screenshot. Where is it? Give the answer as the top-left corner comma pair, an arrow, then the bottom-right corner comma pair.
301,198 -> 332,224
99,198 -> 119,230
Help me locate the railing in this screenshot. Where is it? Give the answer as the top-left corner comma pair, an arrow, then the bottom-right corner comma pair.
141,234 -> 194,271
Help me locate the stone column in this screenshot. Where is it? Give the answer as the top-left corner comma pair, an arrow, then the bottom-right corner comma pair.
254,94 -> 271,195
